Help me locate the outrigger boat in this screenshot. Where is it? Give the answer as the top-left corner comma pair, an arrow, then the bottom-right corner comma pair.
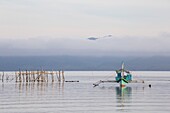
115,62 -> 132,87
93,62 -> 144,87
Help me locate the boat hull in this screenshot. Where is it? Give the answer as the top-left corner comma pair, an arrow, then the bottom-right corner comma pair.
120,78 -> 128,87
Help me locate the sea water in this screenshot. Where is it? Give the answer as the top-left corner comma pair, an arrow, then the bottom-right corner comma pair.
0,71 -> 170,113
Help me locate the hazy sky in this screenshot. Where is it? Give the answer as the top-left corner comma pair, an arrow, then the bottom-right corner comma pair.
0,0 -> 170,56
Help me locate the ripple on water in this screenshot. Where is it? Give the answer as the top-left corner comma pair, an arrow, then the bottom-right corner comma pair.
0,71 -> 170,113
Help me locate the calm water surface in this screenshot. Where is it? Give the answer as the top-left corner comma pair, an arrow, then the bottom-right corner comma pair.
0,71 -> 170,113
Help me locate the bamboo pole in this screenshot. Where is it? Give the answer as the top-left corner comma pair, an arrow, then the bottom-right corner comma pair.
51,71 -> 54,82
26,70 -> 28,82
28,71 -> 31,82
62,70 -> 65,82
56,71 -> 59,81
37,70 -> 40,82
58,70 -> 61,82
46,71 -> 48,82
15,72 -> 18,82
13,70 -> 66,83
2,72 -> 4,82
19,71 -> 22,82
22,72 -> 25,82
33,72 -> 35,82
41,71 -> 45,82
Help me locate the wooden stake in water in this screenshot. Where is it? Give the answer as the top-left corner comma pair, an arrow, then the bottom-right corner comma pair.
51,71 -> 54,82
62,70 -> 65,82
15,72 -> 18,82
2,72 -> 4,82
22,72 -> 25,82
33,71 -> 35,82
19,71 -> 22,82
58,70 -> 61,82
26,70 -> 28,82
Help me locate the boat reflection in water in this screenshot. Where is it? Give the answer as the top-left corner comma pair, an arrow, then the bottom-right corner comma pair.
115,87 -> 132,111
116,87 -> 132,97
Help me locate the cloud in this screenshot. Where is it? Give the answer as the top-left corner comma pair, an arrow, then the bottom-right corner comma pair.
88,37 -> 98,41
87,35 -> 113,41
159,32 -> 170,38
0,33 -> 170,56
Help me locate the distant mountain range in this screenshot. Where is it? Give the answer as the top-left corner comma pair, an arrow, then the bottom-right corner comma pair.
0,56 -> 170,71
